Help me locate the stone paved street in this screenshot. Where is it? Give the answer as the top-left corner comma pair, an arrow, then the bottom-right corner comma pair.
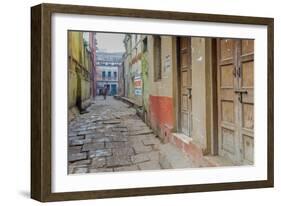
68,96 -> 170,174
65,32 -> 243,175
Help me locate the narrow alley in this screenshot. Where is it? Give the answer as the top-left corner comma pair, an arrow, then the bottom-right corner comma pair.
68,96 -> 194,174
68,31 -> 254,174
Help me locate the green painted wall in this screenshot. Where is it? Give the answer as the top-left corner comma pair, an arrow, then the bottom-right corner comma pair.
141,53 -> 149,113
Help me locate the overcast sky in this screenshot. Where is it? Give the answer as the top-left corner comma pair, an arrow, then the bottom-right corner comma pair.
96,33 -> 125,53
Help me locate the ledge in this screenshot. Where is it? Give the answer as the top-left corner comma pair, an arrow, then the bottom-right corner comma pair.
114,95 -> 142,108
171,133 -> 193,144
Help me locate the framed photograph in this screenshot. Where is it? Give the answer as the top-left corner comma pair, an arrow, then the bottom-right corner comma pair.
31,3 -> 274,202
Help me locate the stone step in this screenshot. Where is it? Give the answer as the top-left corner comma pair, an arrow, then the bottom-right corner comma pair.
202,155 -> 236,167
158,143 -> 195,169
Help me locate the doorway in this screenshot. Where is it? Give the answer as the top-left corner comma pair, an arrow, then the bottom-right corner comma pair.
217,39 -> 254,165
178,37 -> 192,137
111,84 -> 117,96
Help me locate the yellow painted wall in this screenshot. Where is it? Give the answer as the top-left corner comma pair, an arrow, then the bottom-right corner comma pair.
68,31 -> 92,110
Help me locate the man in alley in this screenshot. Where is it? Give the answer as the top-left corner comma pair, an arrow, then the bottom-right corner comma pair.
103,85 -> 108,100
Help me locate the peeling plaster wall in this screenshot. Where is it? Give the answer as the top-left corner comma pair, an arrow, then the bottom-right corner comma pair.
191,37 -> 207,148
191,37 -> 211,149
68,32 -> 92,110
124,34 -> 144,106
148,36 -> 173,97
141,51 -> 149,118
147,36 -> 176,138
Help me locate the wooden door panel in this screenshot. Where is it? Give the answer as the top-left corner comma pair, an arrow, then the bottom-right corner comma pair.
221,127 -> 236,154
180,37 -> 192,137
220,39 -> 235,60
182,94 -> 192,113
181,70 -> 192,87
241,61 -> 254,88
220,65 -> 234,87
242,135 -> 254,162
180,53 -> 190,68
220,89 -> 234,101
239,39 -> 254,164
181,113 -> 188,135
182,95 -> 188,110
221,101 -> 234,123
241,90 -> 254,103
217,38 -> 240,163
242,103 -> 254,129
180,37 -> 188,49
182,71 -> 188,87
242,40 -> 254,55
217,39 -> 254,165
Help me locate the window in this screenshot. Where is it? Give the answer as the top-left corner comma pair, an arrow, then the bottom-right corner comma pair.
142,37 -> 147,52
108,71 -> 111,80
102,71 -> 106,80
153,35 -> 162,81
114,71 -> 117,80
135,35 -> 138,47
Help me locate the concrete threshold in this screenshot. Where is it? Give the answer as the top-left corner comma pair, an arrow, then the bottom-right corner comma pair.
159,143 -> 195,169
171,133 -> 193,144
202,155 -> 237,167
170,132 -> 236,167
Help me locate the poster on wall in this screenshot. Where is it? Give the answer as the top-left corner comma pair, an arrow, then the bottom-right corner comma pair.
134,75 -> 142,96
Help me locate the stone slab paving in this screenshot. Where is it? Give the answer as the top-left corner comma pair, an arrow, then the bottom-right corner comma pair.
68,96 -> 191,174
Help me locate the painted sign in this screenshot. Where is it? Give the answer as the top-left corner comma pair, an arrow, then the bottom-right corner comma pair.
134,76 -> 142,96
163,55 -> 171,79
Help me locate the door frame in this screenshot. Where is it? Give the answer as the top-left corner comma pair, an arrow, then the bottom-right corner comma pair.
176,36 -> 192,136
174,37 -> 219,156
176,37 -> 182,132
209,38 -> 219,155
203,38 -> 219,156
216,38 -> 255,164
216,38 -> 240,162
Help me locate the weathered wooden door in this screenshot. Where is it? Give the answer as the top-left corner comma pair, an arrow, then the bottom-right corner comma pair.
217,39 -> 254,164
238,40 -> 254,164
180,37 -> 192,137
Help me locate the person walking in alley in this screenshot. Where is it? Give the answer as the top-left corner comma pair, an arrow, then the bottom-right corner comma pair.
103,85 -> 108,100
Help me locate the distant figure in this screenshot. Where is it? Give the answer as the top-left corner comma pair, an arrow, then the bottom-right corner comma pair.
103,85 -> 108,100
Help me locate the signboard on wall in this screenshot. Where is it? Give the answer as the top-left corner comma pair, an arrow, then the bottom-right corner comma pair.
134,76 -> 142,96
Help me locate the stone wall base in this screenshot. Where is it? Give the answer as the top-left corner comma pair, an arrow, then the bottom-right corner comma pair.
68,98 -> 92,122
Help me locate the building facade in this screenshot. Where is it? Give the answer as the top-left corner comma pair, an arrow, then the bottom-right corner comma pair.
122,35 -> 254,167
89,32 -> 97,100
123,34 -> 146,107
96,52 -> 123,96
68,31 -> 97,120
118,62 -> 125,96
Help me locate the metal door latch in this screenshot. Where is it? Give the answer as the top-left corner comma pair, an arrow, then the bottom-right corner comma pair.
234,90 -> 247,103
